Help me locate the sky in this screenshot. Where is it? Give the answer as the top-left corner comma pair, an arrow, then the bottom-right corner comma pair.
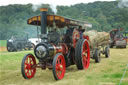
0,0 -> 116,6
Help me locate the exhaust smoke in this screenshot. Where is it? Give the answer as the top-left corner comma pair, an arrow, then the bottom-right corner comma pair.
50,4 -> 57,14
32,4 -> 42,12
118,0 -> 128,8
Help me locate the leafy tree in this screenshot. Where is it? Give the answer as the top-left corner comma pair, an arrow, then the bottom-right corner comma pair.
0,1 -> 128,40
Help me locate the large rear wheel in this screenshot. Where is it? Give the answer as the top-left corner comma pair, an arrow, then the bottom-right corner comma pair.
75,39 -> 90,70
52,53 -> 66,80
21,54 -> 36,79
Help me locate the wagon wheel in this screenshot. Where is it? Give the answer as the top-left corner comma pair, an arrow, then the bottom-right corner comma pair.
21,54 -> 36,79
105,46 -> 110,58
72,29 -> 80,48
75,39 -> 90,70
52,53 -> 66,80
94,49 -> 100,63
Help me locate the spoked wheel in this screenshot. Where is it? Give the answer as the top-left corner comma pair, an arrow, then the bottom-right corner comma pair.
52,53 -> 66,80
75,39 -> 90,70
21,54 -> 36,79
82,39 -> 90,69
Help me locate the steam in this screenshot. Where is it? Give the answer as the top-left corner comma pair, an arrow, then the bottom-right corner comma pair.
32,4 -> 42,12
118,0 -> 128,8
49,4 -> 57,14
32,3 -> 57,14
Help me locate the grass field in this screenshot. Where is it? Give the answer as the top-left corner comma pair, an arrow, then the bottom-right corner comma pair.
0,40 -> 6,47
0,47 -> 128,85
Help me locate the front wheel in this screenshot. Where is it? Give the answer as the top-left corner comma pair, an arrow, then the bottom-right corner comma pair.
52,53 -> 66,80
21,54 -> 36,79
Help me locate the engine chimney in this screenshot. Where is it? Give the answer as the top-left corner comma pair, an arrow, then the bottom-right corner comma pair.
40,8 -> 48,40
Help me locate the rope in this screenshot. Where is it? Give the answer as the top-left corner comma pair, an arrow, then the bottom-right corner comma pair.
119,64 -> 128,85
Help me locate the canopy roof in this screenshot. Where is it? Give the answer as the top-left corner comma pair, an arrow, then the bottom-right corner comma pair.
27,14 -> 89,28
110,28 -> 124,32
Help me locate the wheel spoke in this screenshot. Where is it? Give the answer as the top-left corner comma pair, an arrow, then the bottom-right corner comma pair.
30,70 -> 32,75
30,58 -> 33,66
81,40 -> 90,69
57,71 -> 60,77
25,65 -> 28,69
28,57 -> 31,65
26,69 -> 29,74
58,71 -> 62,77
56,64 -> 60,70
85,49 -> 88,53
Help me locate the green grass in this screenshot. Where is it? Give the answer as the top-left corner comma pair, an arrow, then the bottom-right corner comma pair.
0,47 -> 128,85
0,40 -> 6,47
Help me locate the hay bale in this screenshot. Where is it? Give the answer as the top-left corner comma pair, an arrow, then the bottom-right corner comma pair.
83,30 -> 110,48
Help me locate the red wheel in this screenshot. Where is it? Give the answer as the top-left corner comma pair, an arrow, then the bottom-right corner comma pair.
52,53 -> 66,80
72,29 -> 80,48
75,39 -> 90,70
82,39 -> 90,69
21,54 -> 36,79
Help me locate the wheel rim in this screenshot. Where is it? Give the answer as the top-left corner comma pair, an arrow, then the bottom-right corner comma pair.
82,40 -> 90,69
23,55 -> 36,79
72,29 -> 80,48
55,55 -> 66,79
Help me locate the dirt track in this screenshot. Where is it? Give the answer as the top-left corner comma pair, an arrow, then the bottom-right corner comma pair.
0,47 -> 7,52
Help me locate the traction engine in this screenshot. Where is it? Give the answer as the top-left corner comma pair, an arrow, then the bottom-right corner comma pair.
21,8 -> 90,80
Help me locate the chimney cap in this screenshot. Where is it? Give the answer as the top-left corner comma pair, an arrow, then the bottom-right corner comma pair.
40,8 -> 48,12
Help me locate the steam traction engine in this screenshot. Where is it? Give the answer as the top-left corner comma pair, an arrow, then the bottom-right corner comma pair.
21,8 -> 90,80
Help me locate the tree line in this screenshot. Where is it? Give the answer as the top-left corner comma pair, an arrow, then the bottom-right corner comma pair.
0,1 -> 128,40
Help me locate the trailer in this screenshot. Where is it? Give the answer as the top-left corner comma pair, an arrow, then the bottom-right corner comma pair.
83,30 -> 110,62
